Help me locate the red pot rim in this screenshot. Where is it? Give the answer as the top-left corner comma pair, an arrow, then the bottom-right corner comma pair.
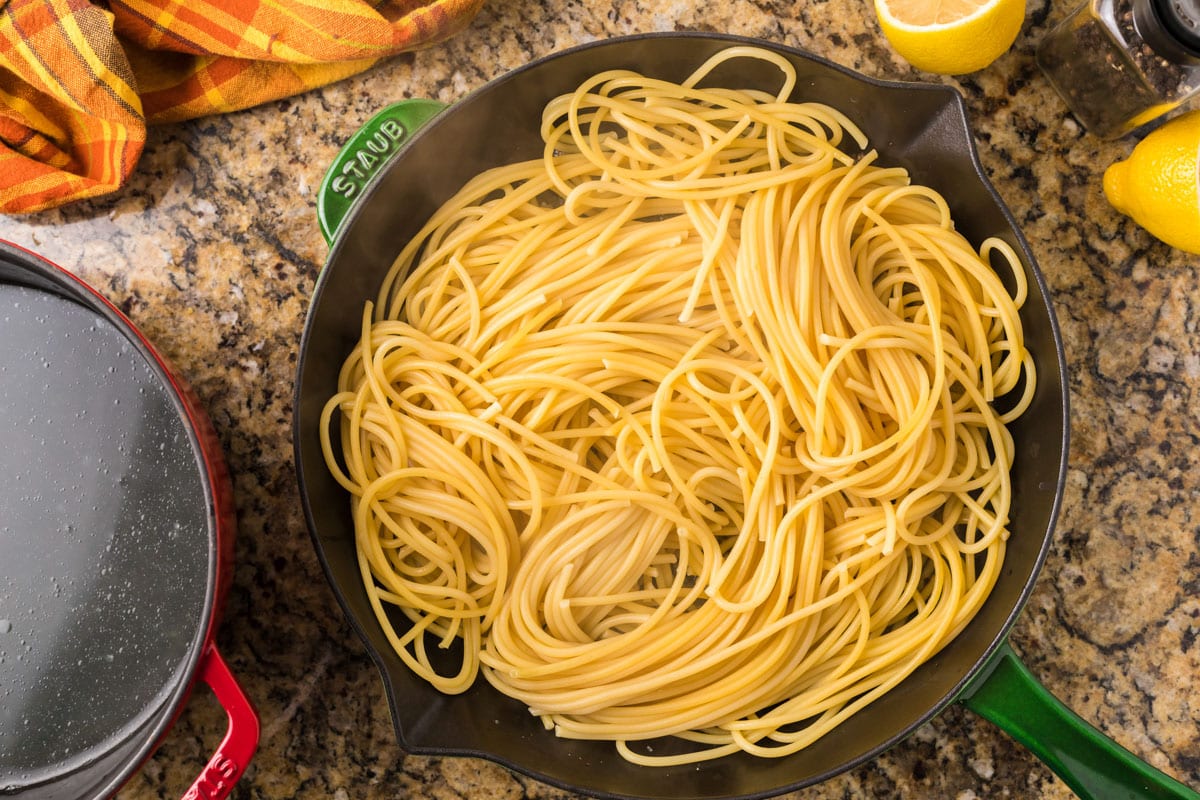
0,239 -> 258,800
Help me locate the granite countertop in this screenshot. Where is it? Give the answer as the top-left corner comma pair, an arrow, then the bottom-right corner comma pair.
2,1 -> 1199,798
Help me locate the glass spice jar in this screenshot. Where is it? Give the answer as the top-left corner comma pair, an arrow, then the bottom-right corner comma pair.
1036,0 -> 1200,138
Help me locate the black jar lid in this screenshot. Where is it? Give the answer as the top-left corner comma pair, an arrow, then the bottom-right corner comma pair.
1138,0 -> 1200,61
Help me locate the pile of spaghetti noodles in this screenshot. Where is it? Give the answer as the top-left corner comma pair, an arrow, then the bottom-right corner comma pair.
320,46 -> 1035,765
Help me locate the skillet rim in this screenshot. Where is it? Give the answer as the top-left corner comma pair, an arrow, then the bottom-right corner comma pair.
293,30 -> 1070,800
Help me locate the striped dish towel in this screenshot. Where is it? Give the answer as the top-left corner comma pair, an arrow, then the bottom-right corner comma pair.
0,0 -> 485,214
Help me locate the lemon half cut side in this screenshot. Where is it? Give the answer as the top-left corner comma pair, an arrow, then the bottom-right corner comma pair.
874,0 -> 1027,75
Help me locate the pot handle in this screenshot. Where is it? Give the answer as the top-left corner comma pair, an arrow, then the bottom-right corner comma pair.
317,98 -> 448,245
181,643 -> 259,800
959,641 -> 1199,799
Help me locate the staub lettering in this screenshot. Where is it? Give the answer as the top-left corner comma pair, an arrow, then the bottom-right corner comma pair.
330,119 -> 407,200
182,755 -> 240,800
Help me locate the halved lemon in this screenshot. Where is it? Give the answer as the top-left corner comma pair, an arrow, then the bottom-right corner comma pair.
874,0 -> 1026,75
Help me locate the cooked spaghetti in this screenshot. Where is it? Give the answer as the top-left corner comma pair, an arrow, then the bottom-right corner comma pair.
320,45 -> 1035,765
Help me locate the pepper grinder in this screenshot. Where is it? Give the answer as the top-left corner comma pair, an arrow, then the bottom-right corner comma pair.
1037,0 -> 1200,138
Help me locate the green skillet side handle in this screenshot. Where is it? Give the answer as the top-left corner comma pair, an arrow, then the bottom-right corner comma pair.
316,98 -> 447,245
960,641 -> 1200,800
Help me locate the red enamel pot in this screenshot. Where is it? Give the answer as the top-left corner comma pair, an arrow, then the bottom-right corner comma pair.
0,240 -> 258,799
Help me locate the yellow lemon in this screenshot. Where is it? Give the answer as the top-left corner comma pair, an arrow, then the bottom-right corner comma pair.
874,0 -> 1026,75
1102,110 -> 1200,255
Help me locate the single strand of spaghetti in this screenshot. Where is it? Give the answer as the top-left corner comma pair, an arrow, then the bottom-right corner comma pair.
980,236 -> 1029,307
682,45 -> 796,100
617,738 -> 743,767
997,350 -> 1036,423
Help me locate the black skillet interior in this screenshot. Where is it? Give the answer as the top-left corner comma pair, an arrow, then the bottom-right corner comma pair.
294,33 -> 1067,800
0,242 -> 216,800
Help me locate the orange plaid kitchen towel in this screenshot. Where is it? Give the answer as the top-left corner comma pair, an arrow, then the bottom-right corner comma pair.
0,0 -> 485,214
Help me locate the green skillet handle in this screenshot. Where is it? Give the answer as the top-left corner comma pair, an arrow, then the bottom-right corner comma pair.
316,98 -> 447,245
960,641 -> 1200,799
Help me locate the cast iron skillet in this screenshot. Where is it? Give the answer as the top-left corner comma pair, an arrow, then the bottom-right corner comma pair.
0,241 -> 258,800
294,33 -> 1198,800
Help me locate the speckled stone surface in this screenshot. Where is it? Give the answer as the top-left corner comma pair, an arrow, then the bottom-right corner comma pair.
2,1 -> 1198,798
